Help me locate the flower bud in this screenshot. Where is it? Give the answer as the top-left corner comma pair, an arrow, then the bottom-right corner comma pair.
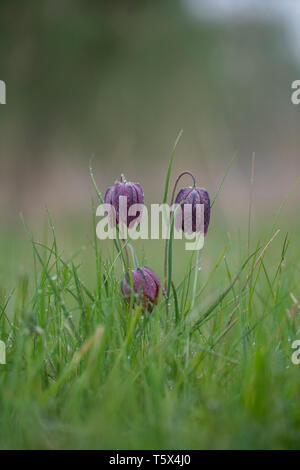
121,266 -> 161,312
174,187 -> 210,235
104,177 -> 144,228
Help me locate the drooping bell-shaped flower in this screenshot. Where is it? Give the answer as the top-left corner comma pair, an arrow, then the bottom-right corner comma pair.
174,186 -> 210,235
104,175 -> 144,228
121,266 -> 161,312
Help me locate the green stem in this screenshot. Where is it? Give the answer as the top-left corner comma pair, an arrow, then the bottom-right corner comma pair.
163,171 -> 197,316
191,248 -> 200,311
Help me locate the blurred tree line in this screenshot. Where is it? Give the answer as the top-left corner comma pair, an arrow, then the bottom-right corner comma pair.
0,0 -> 299,212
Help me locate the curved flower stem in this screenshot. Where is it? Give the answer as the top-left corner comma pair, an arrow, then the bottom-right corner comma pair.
169,171 -> 196,207
163,171 -> 197,317
127,243 -> 139,270
123,242 -> 130,271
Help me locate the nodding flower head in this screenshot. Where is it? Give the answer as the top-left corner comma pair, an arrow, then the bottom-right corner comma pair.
121,266 -> 161,312
104,175 -> 144,228
174,186 -> 210,235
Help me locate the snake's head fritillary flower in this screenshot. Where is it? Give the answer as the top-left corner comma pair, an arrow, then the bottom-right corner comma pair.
174,186 -> 210,235
121,266 -> 161,312
104,175 -> 144,228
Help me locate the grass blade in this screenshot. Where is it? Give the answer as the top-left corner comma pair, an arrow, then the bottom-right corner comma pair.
162,129 -> 183,204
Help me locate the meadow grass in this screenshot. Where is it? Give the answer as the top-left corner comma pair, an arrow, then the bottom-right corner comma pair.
0,163 -> 299,450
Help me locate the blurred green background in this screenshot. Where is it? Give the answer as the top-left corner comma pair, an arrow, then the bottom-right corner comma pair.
1,1 -> 300,450
0,0 -> 299,286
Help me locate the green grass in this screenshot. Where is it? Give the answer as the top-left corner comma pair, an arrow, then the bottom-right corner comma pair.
0,166 -> 300,449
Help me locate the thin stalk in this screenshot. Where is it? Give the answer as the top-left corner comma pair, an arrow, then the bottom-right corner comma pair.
247,152 -> 256,256
164,171 -> 197,305
191,248 -> 200,311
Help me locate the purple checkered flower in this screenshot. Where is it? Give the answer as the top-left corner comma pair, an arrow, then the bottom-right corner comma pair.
121,266 -> 161,312
174,186 -> 210,235
104,175 -> 144,228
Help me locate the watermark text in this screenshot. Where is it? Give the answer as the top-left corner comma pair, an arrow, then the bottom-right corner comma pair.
96,198 -> 205,251
0,80 -> 6,104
